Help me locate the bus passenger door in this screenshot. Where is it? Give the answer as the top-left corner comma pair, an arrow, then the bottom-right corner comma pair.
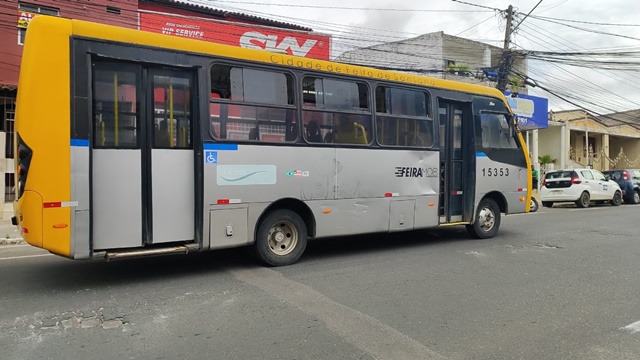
146,69 -> 195,244
91,62 -> 144,250
91,63 -> 195,250
438,100 -> 474,224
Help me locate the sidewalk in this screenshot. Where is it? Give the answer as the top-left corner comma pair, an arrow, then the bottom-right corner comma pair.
532,189 -> 540,201
0,203 -> 24,245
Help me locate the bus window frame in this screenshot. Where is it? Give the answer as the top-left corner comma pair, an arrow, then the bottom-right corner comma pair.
373,84 -> 434,149
91,61 -> 142,150
298,74 -> 374,147
477,110 -> 520,150
301,75 -> 371,113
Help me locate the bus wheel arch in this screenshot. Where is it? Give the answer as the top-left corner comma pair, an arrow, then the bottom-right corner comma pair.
481,191 -> 507,214
467,194 -> 503,239
253,199 -> 315,266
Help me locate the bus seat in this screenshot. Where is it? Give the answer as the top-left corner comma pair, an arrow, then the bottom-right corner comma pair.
334,122 -> 368,144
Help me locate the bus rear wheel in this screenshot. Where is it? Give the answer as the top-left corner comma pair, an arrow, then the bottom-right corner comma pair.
466,198 -> 501,239
254,209 -> 307,267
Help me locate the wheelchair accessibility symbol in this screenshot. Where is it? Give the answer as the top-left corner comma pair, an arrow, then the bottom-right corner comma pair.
205,151 -> 218,164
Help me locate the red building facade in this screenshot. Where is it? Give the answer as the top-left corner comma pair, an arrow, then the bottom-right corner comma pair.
0,0 -> 139,88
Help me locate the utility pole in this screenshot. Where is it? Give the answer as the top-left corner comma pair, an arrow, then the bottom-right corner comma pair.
496,5 -> 513,92
502,5 -> 513,52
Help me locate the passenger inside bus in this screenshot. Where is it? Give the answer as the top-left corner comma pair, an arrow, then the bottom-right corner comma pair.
155,120 -> 171,147
324,131 -> 334,143
249,126 -> 260,140
305,120 -> 323,142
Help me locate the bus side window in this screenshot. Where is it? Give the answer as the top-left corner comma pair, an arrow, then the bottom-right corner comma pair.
302,76 -> 371,145
375,85 -> 433,148
93,65 -> 140,148
210,64 -> 296,143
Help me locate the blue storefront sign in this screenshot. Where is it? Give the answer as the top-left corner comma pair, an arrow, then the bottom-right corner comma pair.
504,92 -> 548,130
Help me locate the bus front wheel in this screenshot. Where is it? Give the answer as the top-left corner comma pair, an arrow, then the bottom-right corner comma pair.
466,198 -> 501,239
254,209 -> 308,267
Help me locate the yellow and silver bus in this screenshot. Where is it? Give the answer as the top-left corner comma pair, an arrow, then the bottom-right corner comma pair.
13,16 -> 531,266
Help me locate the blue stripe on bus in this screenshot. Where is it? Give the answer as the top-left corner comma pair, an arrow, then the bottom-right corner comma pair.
204,143 -> 238,151
69,141 -> 237,149
476,152 -> 487,157
71,139 -> 89,147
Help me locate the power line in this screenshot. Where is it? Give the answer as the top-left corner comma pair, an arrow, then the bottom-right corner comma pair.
450,0 -> 502,12
510,0 -> 543,34
530,15 -> 640,27
512,26 -> 640,112
209,1 -> 493,12
516,19 -> 640,94
531,16 -> 640,42
522,12 -> 638,107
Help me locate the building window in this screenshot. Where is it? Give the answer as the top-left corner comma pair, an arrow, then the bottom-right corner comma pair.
106,6 -> 121,15
4,110 -> 15,158
18,3 -> 59,46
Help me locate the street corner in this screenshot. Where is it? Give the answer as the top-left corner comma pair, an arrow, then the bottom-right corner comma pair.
0,223 -> 25,246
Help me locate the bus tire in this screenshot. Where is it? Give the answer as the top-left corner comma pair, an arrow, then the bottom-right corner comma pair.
466,198 -> 501,239
254,209 -> 307,267
529,197 -> 539,213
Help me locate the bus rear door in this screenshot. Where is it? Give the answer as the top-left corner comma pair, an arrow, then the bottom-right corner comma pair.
91,63 -> 196,249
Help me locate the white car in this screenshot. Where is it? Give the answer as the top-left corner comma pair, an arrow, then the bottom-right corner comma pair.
540,168 -> 622,208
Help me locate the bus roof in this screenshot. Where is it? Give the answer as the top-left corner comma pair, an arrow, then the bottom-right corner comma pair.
30,16 -> 509,102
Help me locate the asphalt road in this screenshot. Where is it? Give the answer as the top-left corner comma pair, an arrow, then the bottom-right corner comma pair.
1,203 -> 640,360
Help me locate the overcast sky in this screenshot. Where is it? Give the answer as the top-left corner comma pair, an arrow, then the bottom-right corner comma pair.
203,0 -> 640,114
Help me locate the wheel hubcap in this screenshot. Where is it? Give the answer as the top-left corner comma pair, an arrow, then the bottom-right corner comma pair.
478,207 -> 495,232
635,192 -> 640,203
268,221 -> 298,256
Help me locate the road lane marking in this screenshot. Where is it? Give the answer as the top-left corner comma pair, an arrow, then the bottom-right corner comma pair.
510,212 -> 546,216
621,320 -> 640,334
231,266 -> 448,360
0,254 -> 53,261
569,207 -> 613,211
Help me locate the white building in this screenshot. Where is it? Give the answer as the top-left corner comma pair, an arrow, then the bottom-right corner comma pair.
334,31 -> 527,89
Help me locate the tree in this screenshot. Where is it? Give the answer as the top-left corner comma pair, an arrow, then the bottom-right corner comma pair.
538,154 -> 557,179
508,77 -> 524,93
447,63 -> 470,76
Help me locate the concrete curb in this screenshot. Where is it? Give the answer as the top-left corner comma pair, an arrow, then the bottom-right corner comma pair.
0,238 -> 26,246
